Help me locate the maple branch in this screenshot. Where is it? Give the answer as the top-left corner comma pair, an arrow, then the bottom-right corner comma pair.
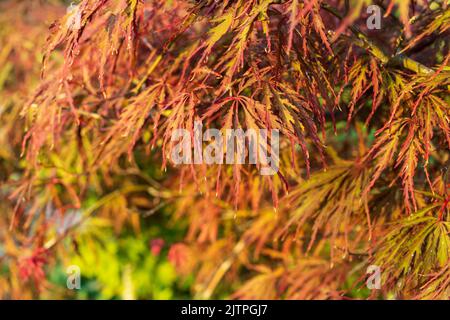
321,3 -> 433,75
